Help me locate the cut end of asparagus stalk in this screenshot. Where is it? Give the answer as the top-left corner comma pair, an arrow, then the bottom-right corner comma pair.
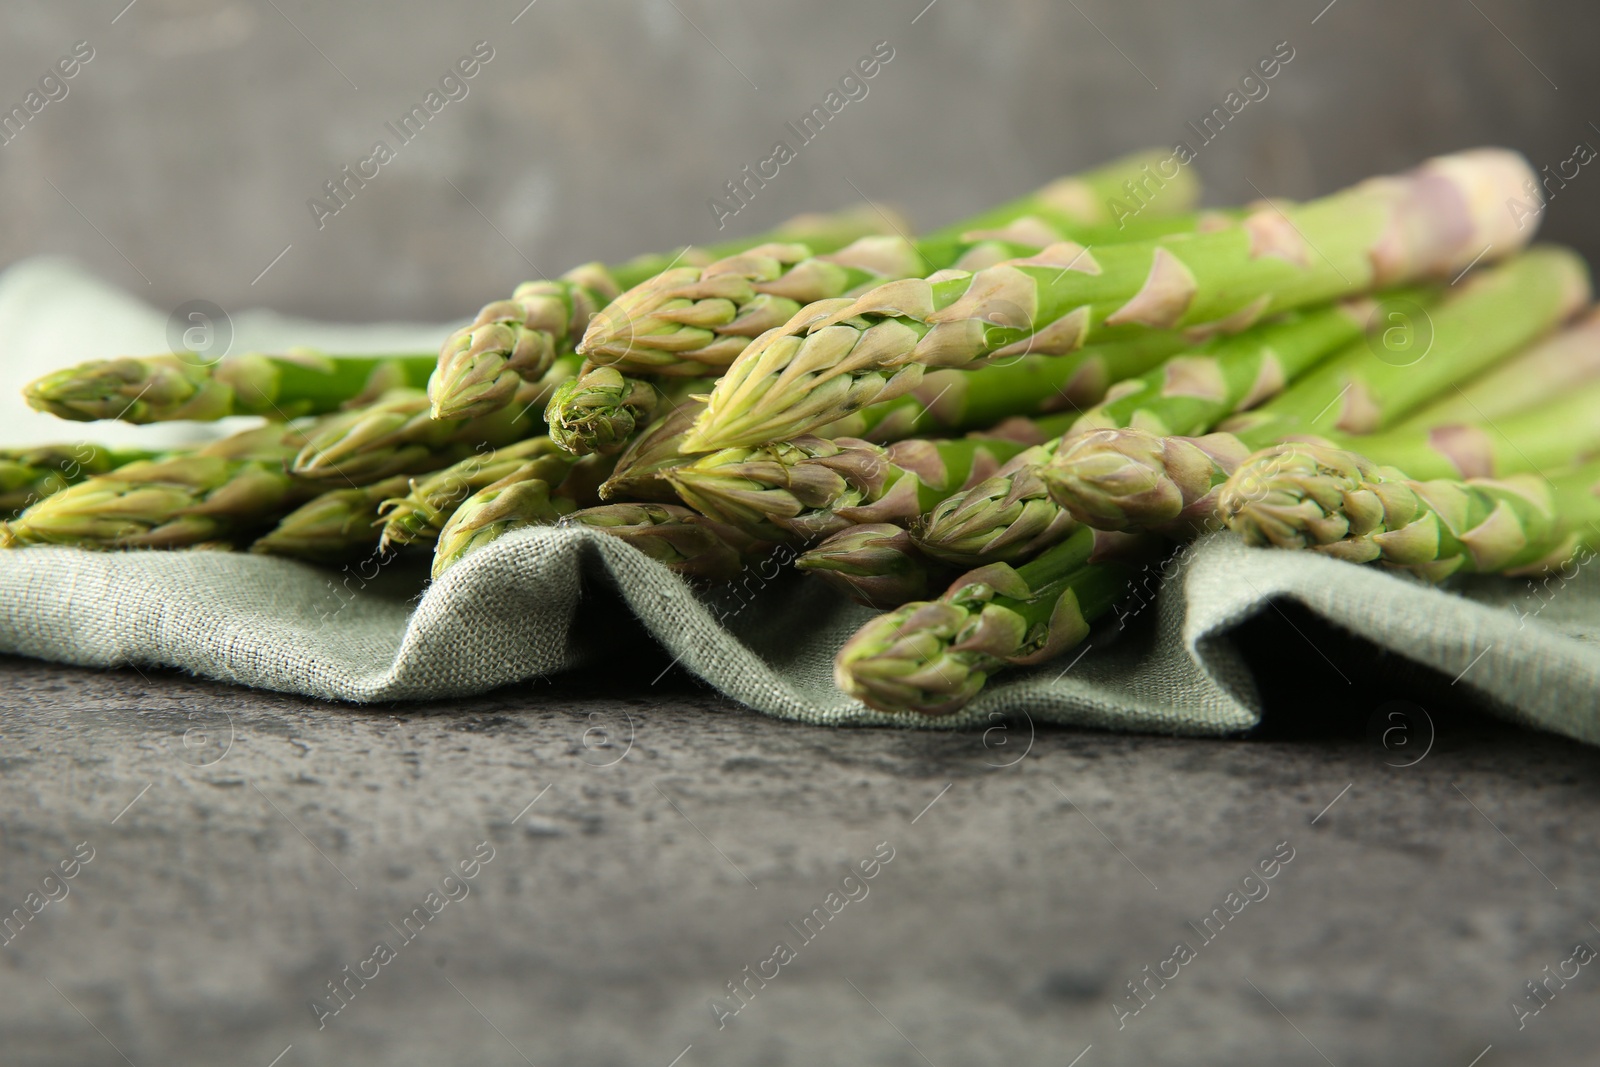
545,367 -> 660,457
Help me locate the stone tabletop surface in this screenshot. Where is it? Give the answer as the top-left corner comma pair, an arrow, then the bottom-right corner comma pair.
1,651 -> 1595,1066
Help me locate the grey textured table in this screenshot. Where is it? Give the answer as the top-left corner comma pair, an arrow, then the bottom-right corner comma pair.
2,647 -> 1597,1066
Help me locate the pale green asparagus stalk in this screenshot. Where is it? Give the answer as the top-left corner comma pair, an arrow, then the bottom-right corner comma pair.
933,248 -> 1588,553
834,526 -> 1138,716
430,466 -> 575,578
559,503 -> 776,582
23,349 -> 438,424
665,433 -> 1033,544
250,475 -> 413,563
376,436 -> 576,550
686,149 -> 1538,452
1,423 -> 321,549
577,149 -> 1205,376
293,376 -> 553,484
429,206 -> 900,420
555,153 -> 1209,455
1389,306 -> 1600,430
796,523 -> 948,609
598,398 -> 706,503
1045,373 -> 1600,540
1217,444 -> 1600,581
595,332 -> 1193,504
0,444 -> 161,514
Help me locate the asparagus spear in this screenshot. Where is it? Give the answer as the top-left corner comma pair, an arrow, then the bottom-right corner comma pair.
1389,306 -> 1600,429
559,503 -> 775,582
577,149 -> 1205,376
1,423 -> 320,549
818,330 -> 1194,441
0,444 -> 161,514
834,526 -> 1137,716
598,398 -> 705,503
928,248 -> 1587,554
376,436 -> 576,549
543,368 -> 715,457
430,466 -> 574,578
1044,370 -> 1600,540
1217,443 -> 1600,580
665,433 -> 1033,544
685,149 -> 1538,452
429,206 -> 900,421
796,524 -> 947,609
24,350 -> 437,424
250,475 -> 413,563
292,378 -> 551,484
556,154 -> 1209,455
595,332 -> 1192,504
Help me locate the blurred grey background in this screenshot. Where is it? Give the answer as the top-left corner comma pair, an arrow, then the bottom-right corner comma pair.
1,0 -> 1596,326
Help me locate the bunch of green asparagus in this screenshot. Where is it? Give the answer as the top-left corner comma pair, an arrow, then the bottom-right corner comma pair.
12,146 -> 1599,717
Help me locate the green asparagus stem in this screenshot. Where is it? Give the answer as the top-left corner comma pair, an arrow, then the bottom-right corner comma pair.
559,503 -> 775,582
1045,372 -> 1600,540
818,330 -> 1195,442
598,398 -> 705,503
430,466 -> 574,578
1217,247 -> 1589,440
907,298 -> 1405,564
595,331 -> 1192,504
1066,294 -> 1431,436
1,423 -> 320,549
666,433 -> 1032,544
429,206 -> 900,421
376,436 -> 575,550
686,149 -> 1539,452
1042,429 -> 1250,533
577,149 -> 1204,376
0,444 -> 161,514
1391,306 -> 1600,429
936,248 -> 1588,550
250,475 -> 413,563
293,377 -> 551,484
24,349 -> 438,424
1318,378 -> 1600,481
1218,443 -> 1600,580
834,526 -> 1134,716
796,523 -> 948,609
